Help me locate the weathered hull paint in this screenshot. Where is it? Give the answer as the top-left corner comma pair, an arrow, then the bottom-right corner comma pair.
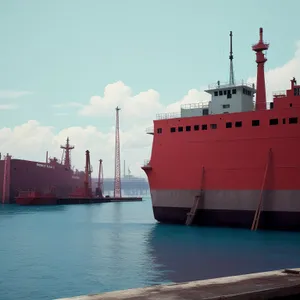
153,206 -> 300,231
150,189 -> 300,230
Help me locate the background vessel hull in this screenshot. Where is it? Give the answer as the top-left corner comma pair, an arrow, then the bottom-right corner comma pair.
0,159 -> 85,203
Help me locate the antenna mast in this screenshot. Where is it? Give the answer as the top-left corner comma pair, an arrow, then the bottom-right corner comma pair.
229,31 -> 235,85
60,137 -> 74,170
114,106 -> 122,198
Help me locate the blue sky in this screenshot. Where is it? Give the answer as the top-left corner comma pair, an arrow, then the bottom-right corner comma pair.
0,0 -> 299,176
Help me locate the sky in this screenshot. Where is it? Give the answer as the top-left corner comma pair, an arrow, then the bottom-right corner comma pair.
0,0 -> 299,178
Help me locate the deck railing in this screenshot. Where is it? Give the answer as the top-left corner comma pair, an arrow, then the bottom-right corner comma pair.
273,90 -> 286,97
156,111 -> 181,120
180,102 -> 209,110
207,80 -> 255,90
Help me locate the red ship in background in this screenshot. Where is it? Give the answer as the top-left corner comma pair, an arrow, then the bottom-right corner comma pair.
1,137 -> 85,204
142,28 -> 300,231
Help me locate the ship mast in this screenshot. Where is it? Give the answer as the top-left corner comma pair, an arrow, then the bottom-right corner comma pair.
252,27 -> 269,111
60,137 -> 75,170
229,31 -> 235,85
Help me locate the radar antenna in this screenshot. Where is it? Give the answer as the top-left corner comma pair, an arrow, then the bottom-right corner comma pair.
229,31 -> 235,85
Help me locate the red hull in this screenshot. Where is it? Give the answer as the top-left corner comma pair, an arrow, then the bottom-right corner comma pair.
16,191 -> 58,206
0,159 -> 85,203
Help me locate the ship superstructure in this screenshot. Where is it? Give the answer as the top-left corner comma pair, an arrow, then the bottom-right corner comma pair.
142,28 -> 300,231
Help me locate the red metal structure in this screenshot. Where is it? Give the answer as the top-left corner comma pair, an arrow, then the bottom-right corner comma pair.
84,150 -> 92,197
69,150 -> 93,198
142,27 -> 300,231
252,27 -> 269,111
96,159 -> 104,198
114,106 -> 122,198
60,137 -> 74,170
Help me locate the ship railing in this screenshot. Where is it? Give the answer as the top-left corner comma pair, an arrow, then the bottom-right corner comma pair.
273,90 -> 286,97
146,126 -> 154,134
207,80 -> 255,90
180,102 -> 210,110
156,112 -> 181,120
252,100 -> 274,110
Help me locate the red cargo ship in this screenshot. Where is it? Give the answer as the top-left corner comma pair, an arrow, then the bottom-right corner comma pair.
142,28 -> 300,231
1,137 -> 85,204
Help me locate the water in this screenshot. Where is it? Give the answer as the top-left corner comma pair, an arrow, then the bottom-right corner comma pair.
1,197 -> 300,299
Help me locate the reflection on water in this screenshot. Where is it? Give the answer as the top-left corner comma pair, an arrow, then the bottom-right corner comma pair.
1,198 -> 300,300
146,223 -> 300,283
0,204 -> 66,216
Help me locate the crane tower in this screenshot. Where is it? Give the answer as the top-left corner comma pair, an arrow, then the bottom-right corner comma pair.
114,106 -> 122,198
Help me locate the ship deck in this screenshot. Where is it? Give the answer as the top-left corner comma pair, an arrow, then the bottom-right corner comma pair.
56,268 -> 300,300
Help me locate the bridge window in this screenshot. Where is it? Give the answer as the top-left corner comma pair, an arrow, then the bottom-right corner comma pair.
202,124 -> 207,130
170,127 -> 176,133
178,126 -> 183,132
232,89 -> 236,94
224,90 -> 227,95
194,125 -> 200,131
214,91 -> 218,96
270,102 -> 274,109
269,118 -> 278,125
289,117 -> 298,124
243,88 -> 252,96
203,108 -> 209,115
219,91 -> 223,96
186,126 -> 191,131
226,122 -> 232,128
294,87 -> 300,96
210,124 -> 217,129
235,121 -> 242,127
227,93 -> 232,99
223,104 -> 230,109
157,128 -> 162,134
252,120 -> 260,126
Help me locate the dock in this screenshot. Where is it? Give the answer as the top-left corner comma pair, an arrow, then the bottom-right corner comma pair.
56,268 -> 300,300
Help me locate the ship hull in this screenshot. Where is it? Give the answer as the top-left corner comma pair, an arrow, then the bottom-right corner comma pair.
151,189 -> 300,231
16,197 -> 58,206
0,159 -> 85,203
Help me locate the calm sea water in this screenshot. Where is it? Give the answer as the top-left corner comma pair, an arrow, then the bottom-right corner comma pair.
1,196 -> 300,300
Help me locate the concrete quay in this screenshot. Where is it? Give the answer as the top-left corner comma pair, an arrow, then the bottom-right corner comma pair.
56,268 -> 300,300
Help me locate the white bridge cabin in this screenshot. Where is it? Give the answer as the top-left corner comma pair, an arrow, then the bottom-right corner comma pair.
156,80 -> 256,121
181,80 -> 256,118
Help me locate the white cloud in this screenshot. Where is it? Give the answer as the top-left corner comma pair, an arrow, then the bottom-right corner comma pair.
0,104 -> 18,110
78,81 -> 163,127
0,41 -> 299,183
0,90 -> 33,99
